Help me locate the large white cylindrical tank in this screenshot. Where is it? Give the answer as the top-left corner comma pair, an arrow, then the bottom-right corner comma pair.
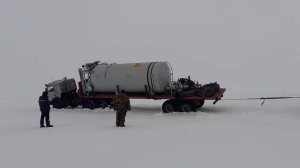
88,62 -> 171,93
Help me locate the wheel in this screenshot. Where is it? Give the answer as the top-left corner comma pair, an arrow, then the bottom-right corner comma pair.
82,100 -> 96,110
195,100 -> 205,108
70,99 -> 79,108
162,100 -> 177,113
100,102 -> 108,109
199,100 -> 205,107
190,100 -> 205,110
51,98 -> 65,109
95,100 -> 108,109
180,102 -> 196,112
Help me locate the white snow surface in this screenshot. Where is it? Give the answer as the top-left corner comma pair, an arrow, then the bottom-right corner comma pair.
1,99 -> 300,168
1,0 -> 300,168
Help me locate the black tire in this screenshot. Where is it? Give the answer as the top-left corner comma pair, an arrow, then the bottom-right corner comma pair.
100,102 -> 108,109
95,100 -> 108,109
180,102 -> 196,112
196,100 -> 205,108
82,100 -> 96,110
162,100 -> 177,113
70,100 -> 79,108
190,100 -> 205,112
52,99 -> 64,109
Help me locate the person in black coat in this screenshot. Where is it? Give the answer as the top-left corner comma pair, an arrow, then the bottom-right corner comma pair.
38,91 -> 53,128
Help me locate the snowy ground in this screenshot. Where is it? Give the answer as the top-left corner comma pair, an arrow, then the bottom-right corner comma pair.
1,1 -> 300,167
1,98 -> 299,168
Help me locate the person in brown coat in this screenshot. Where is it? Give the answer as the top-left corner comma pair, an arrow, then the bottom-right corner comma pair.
114,90 -> 131,127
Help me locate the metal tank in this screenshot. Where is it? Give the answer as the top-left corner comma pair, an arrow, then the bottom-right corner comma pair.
83,62 -> 172,94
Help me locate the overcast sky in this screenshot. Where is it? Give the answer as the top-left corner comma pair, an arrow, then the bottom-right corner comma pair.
1,0 -> 300,100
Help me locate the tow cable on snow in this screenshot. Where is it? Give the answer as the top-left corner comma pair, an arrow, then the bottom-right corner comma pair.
223,96 -> 300,106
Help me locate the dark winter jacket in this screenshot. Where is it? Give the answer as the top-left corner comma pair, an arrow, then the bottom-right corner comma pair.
39,95 -> 50,112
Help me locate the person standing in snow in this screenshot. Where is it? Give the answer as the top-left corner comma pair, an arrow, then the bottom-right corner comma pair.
114,90 -> 131,127
38,91 -> 53,128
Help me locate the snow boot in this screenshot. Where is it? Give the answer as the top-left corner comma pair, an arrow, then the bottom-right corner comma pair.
46,124 -> 53,127
46,121 -> 53,127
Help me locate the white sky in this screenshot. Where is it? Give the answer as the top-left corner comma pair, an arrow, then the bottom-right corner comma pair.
1,0 -> 300,99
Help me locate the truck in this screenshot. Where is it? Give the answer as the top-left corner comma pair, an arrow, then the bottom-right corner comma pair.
45,61 -> 226,113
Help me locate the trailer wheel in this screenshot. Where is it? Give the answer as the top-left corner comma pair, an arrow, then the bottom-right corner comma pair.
180,102 -> 195,112
70,99 -> 79,108
162,100 -> 176,113
195,100 -> 205,108
70,103 -> 78,108
95,100 -> 108,109
82,100 -> 96,110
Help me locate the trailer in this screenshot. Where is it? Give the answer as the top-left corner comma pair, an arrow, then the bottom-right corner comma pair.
45,61 -> 225,113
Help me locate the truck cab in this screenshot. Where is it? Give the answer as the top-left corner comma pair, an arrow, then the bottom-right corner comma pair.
45,78 -> 78,108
